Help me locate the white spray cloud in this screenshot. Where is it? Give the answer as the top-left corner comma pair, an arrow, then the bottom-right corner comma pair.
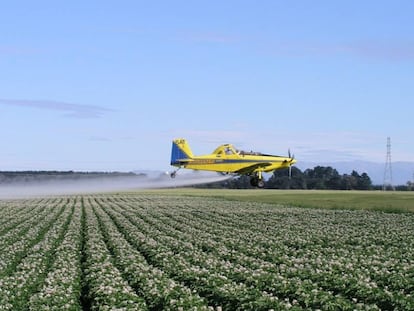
0,171 -> 232,199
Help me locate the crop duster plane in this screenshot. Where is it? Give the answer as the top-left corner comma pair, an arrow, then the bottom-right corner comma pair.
170,138 -> 296,188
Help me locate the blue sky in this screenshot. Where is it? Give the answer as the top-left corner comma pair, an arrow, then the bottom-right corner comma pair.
1,1 -> 413,172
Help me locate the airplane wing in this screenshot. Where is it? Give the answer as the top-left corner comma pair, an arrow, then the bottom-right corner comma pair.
235,163 -> 273,175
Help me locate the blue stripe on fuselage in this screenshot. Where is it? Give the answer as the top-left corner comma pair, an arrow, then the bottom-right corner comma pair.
191,158 -> 285,164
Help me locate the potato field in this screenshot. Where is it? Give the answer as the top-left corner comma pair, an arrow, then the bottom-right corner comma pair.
0,193 -> 413,310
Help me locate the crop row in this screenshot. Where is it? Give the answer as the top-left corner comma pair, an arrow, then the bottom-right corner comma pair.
0,194 -> 413,310
99,195 -> 414,310
0,198 -> 74,310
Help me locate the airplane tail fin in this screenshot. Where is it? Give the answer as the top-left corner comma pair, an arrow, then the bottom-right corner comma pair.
171,139 -> 194,165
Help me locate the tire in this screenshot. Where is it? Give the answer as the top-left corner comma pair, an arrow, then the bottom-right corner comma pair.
257,180 -> 265,188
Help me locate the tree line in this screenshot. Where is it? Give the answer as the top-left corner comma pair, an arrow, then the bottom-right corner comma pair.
266,166 -> 372,190
202,166 -> 376,190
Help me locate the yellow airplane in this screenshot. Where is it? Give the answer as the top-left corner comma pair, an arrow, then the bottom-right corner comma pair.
170,138 -> 296,188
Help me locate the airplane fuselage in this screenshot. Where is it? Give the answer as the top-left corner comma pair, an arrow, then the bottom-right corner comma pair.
180,154 -> 292,173
171,141 -> 295,175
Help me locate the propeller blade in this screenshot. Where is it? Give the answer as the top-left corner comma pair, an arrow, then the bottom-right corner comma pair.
289,164 -> 292,179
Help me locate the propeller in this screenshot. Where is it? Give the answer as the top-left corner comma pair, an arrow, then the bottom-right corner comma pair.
288,149 -> 295,161
288,149 -> 295,179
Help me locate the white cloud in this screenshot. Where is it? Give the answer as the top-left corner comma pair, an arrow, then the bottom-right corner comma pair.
0,99 -> 113,118
267,40 -> 414,62
177,31 -> 240,44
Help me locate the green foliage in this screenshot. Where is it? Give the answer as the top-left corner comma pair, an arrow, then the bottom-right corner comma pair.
267,166 -> 373,190
214,165 -> 375,190
1,192 -> 414,309
156,188 -> 414,213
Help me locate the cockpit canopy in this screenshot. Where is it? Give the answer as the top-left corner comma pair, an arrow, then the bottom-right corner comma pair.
213,144 -> 263,156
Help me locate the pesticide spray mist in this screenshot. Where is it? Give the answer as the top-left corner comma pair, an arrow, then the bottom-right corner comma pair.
0,171 -> 233,199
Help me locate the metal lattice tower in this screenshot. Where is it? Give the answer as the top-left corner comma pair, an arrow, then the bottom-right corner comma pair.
383,137 -> 394,191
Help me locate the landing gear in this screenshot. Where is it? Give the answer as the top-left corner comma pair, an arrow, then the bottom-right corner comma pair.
170,168 -> 181,178
250,172 -> 265,188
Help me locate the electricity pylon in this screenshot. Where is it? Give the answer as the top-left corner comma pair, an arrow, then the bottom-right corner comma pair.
383,137 -> 395,191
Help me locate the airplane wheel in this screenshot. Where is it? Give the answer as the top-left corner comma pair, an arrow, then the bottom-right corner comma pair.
170,172 -> 176,178
257,180 -> 265,188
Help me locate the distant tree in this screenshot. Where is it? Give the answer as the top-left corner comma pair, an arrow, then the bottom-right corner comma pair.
357,172 -> 372,190
341,173 -> 356,190
303,166 -> 341,190
395,184 -> 409,191
324,167 -> 342,190
267,167 -> 305,189
192,165 -> 376,190
304,168 -> 323,189
227,175 -> 253,189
